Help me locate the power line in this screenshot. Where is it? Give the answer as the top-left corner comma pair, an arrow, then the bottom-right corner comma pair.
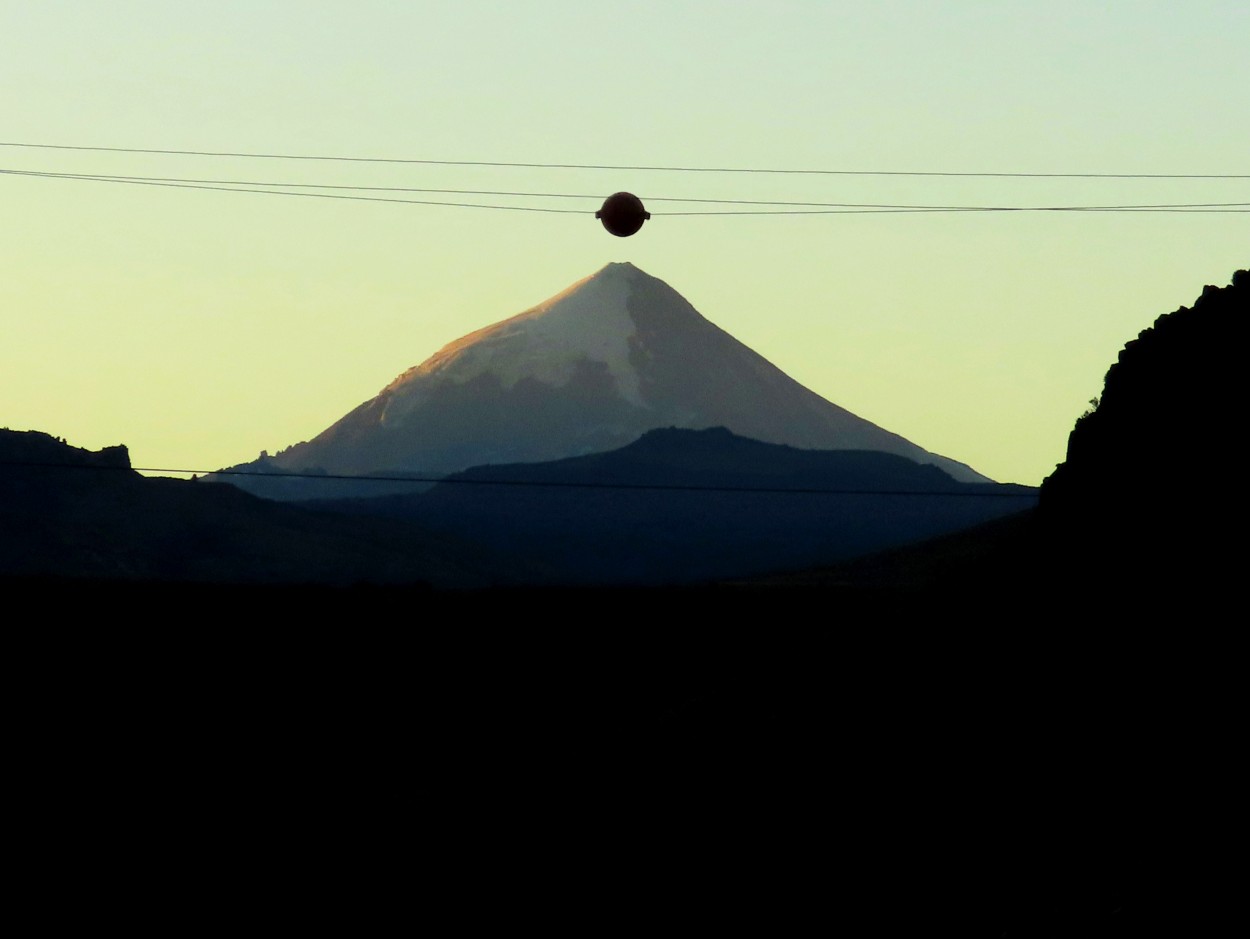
2,168 -> 607,201
1,169 -> 586,214
2,459 -> 1037,498
2,141 -> 1246,179
5,168 -> 1247,214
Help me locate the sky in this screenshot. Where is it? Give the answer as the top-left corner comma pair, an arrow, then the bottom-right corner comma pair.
2,1 -> 1246,485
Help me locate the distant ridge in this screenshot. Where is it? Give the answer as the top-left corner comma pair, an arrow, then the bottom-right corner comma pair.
313,426 -> 1033,585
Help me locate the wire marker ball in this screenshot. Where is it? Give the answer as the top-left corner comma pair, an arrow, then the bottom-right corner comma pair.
596,192 -> 651,237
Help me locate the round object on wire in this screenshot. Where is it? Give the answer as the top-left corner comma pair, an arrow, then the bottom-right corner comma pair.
596,192 -> 650,237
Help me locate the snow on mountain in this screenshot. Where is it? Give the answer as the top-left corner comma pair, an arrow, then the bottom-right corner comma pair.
385,263 -> 647,411
229,262 -> 987,491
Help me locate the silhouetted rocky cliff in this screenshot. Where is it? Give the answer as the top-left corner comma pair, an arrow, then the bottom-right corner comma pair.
1040,269 -> 1247,591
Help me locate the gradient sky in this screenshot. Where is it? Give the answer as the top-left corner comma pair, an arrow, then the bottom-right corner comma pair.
3,1 -> 1246,484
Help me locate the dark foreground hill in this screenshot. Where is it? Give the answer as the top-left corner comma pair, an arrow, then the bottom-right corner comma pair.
4,500 -> 1226,934
7,576 -> 1225,937
308,426 -> 1035,584
0,429 -> 501,587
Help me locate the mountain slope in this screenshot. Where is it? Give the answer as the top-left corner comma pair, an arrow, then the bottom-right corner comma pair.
224,263 -> 985,494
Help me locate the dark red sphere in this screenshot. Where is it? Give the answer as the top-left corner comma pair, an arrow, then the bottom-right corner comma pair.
596,192 -> 650,237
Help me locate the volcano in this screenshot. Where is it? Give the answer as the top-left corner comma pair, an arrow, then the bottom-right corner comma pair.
228,263 -> 985,491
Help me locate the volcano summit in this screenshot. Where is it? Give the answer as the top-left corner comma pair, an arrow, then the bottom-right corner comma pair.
229,263 -> 985,490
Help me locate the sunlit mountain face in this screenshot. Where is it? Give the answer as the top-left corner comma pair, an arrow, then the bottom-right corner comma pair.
220,262 -> 986,497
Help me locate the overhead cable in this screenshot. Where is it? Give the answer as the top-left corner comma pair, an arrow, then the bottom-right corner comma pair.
2,141 -> 1246,179
2,459 -> 1036,498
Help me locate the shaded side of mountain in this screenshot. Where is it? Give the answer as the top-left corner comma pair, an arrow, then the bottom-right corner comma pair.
618,263 -> 985,481
0,429 -> 504,587
309,426 -> 1036,585
1039,269 -> 1248,591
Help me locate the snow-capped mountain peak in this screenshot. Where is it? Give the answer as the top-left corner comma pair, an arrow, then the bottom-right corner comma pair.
237,263 -> 987,485
393,262 -> 648,407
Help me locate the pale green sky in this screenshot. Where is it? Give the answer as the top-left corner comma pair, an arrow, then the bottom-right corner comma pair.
2,1 -> 1246,484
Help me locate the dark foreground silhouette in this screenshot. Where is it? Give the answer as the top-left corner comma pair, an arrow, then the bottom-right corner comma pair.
6,270 -> 1244,935
0,426 -> 1031,587
8,579 -> 1226,936
1039,268 -> 1248,594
